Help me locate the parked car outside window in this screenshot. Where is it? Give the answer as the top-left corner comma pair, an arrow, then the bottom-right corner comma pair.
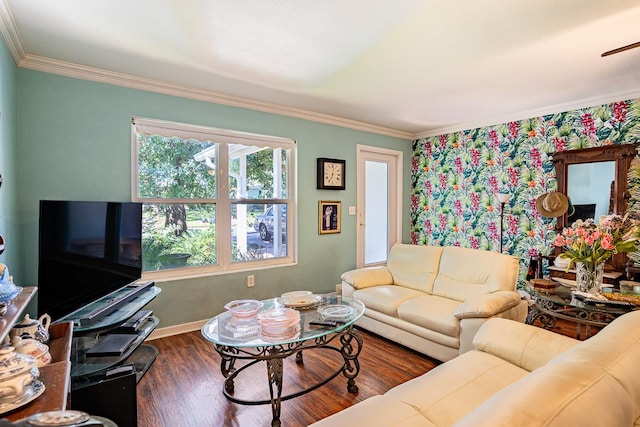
253,206 -> 287,241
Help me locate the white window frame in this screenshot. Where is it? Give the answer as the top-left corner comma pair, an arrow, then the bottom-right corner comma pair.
131,117 -> 297,280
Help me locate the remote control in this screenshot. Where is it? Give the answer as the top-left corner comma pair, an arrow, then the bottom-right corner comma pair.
309,320 -> 338,327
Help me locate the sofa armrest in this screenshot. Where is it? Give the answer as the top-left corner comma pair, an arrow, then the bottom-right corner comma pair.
453,291 -> 522,319
472,317 -> 578,371
341,266 -> 393,290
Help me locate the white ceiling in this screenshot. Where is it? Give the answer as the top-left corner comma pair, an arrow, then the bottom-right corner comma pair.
2,0 -> 640,139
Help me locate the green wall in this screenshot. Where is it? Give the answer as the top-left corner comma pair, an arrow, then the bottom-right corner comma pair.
0,36 -> 19,275
16,68 -> 411,328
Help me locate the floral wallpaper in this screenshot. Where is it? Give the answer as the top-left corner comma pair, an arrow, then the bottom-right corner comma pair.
411,99 -> 640,285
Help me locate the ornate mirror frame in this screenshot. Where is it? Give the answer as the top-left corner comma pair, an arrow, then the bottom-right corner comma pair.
551,143 -> 640,268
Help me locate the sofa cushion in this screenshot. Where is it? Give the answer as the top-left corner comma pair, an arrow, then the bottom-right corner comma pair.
354,286 -> 425,317
432,247 -> 518,301
472,317 -> 578,371
310,395 -> 437,427
387,244 -> 443,294
387,350 -> 528,426
397,295 -> 460,338
341,266 -> 394,290
454,311 -> 640,427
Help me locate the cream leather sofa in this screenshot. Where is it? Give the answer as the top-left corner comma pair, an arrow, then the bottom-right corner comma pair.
341,244 -> 528,361
311,311 -> 640,426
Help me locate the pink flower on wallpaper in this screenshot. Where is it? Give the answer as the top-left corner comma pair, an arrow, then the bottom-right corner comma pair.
553,137 -> 567,151
470,193 -> 480,210
508,122 -> 519,139
439,214 -> 447,230
530,147 -> 542,168
439,135 -> 447,150
425,180 -> 433,195
580,113 -> 597,136
454,199 -> 463,215
470,236 -> 480,249
411,157 -> 419,173
425,219 -> 433,235
507,167 -> 519,187
454,157 -> 463,174
508,216 -> 519,235
489,129 -> 499,148
528,248 -> 539,257
424,140 -> 433,156
489,175 -> 498,193
439,174 -> 447,190
411,194 -> 418,210
470,148 -> 481,167
489,222 -> 498,239
612,101 -> 627,124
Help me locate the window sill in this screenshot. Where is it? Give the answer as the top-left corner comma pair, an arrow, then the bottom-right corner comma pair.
141,259 -> 298,283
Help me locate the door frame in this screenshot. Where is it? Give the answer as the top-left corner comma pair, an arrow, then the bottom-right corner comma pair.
356,144 -> 403,268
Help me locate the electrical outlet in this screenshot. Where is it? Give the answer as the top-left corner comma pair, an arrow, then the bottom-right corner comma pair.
247,275 -> 255,287
348,206 -> 356,215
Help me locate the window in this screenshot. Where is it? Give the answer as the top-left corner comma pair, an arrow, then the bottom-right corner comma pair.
132,117 -> 296,277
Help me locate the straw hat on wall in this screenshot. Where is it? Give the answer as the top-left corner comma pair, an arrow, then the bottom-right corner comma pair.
535,191 -> 569,218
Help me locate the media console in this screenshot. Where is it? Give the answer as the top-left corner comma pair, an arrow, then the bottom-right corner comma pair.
55,282 -> 162,427
57,280 -> 156,328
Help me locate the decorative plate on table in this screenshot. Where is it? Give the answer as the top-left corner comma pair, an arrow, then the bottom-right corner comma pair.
0,379 -> 45,416
277,294 -> 322,309
551,277 -> 576,288
26,410 -> 90,426
317,304 -> 355,321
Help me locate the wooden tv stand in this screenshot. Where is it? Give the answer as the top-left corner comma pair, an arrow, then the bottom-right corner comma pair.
2,287 -> 74,422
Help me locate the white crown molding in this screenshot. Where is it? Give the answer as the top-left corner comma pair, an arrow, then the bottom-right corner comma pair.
414,88 -> 640,139
17,53 -> 414,140
0,0 -> 24,62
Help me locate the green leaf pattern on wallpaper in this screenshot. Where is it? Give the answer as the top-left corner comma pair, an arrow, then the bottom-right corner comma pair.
411,99 -> 640,285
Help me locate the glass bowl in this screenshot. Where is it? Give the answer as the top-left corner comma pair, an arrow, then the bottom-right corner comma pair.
224,299 -> 263,321
281,290 -> 312,305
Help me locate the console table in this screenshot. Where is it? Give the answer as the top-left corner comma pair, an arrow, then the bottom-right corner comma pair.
525,283 -> 636,339
202,295 -> 364,427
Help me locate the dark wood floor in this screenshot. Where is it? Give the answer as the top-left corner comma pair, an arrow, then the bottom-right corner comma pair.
137,328 -> 439,427
136,318 -> 585,427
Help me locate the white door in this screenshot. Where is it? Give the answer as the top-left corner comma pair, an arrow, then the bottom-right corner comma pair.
356,145 -> 403,268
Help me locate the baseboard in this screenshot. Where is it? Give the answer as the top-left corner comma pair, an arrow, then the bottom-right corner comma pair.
147,319 -> 208,341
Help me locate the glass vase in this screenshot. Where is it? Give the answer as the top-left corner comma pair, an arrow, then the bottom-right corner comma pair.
575,262 -> 604,294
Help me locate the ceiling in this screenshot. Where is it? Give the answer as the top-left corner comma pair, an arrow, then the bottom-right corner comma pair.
2,0 -> 640,139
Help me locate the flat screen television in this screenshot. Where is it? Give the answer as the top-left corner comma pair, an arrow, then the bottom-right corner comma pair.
38,200 -> 143,322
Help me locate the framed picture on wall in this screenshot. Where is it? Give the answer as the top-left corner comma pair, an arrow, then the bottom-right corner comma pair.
318,201 -> 341,234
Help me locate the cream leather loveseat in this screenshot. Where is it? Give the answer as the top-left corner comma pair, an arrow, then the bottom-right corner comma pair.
311,311 -> 640,426
341,244 -> 528,361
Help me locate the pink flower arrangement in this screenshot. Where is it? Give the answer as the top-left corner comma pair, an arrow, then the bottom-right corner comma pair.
554,214 -> 640,268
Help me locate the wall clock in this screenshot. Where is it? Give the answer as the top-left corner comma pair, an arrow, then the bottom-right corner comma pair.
317,158 -> 345,190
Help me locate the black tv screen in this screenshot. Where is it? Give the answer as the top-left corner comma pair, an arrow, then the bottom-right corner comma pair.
38,200 -> 142,322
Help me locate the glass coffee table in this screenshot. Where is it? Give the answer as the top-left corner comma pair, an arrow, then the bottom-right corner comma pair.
525,283 -> 637,339
201,295 -> 365,427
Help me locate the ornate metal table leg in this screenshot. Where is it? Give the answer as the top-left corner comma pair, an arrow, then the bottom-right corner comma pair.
339,327 -> 363,393
295,350 -> 303,364
525,305 -> 539,325
266,349 -> 285,427
219,349 -> 238,394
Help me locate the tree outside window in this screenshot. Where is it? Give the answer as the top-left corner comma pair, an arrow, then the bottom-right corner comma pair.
132,117 -> 295,275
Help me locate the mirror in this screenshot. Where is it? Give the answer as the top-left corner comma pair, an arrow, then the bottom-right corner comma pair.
567,161 -> 615,224
552,143 -> 639,268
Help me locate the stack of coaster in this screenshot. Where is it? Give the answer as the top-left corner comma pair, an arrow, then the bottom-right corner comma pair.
531,278 -> 556,290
